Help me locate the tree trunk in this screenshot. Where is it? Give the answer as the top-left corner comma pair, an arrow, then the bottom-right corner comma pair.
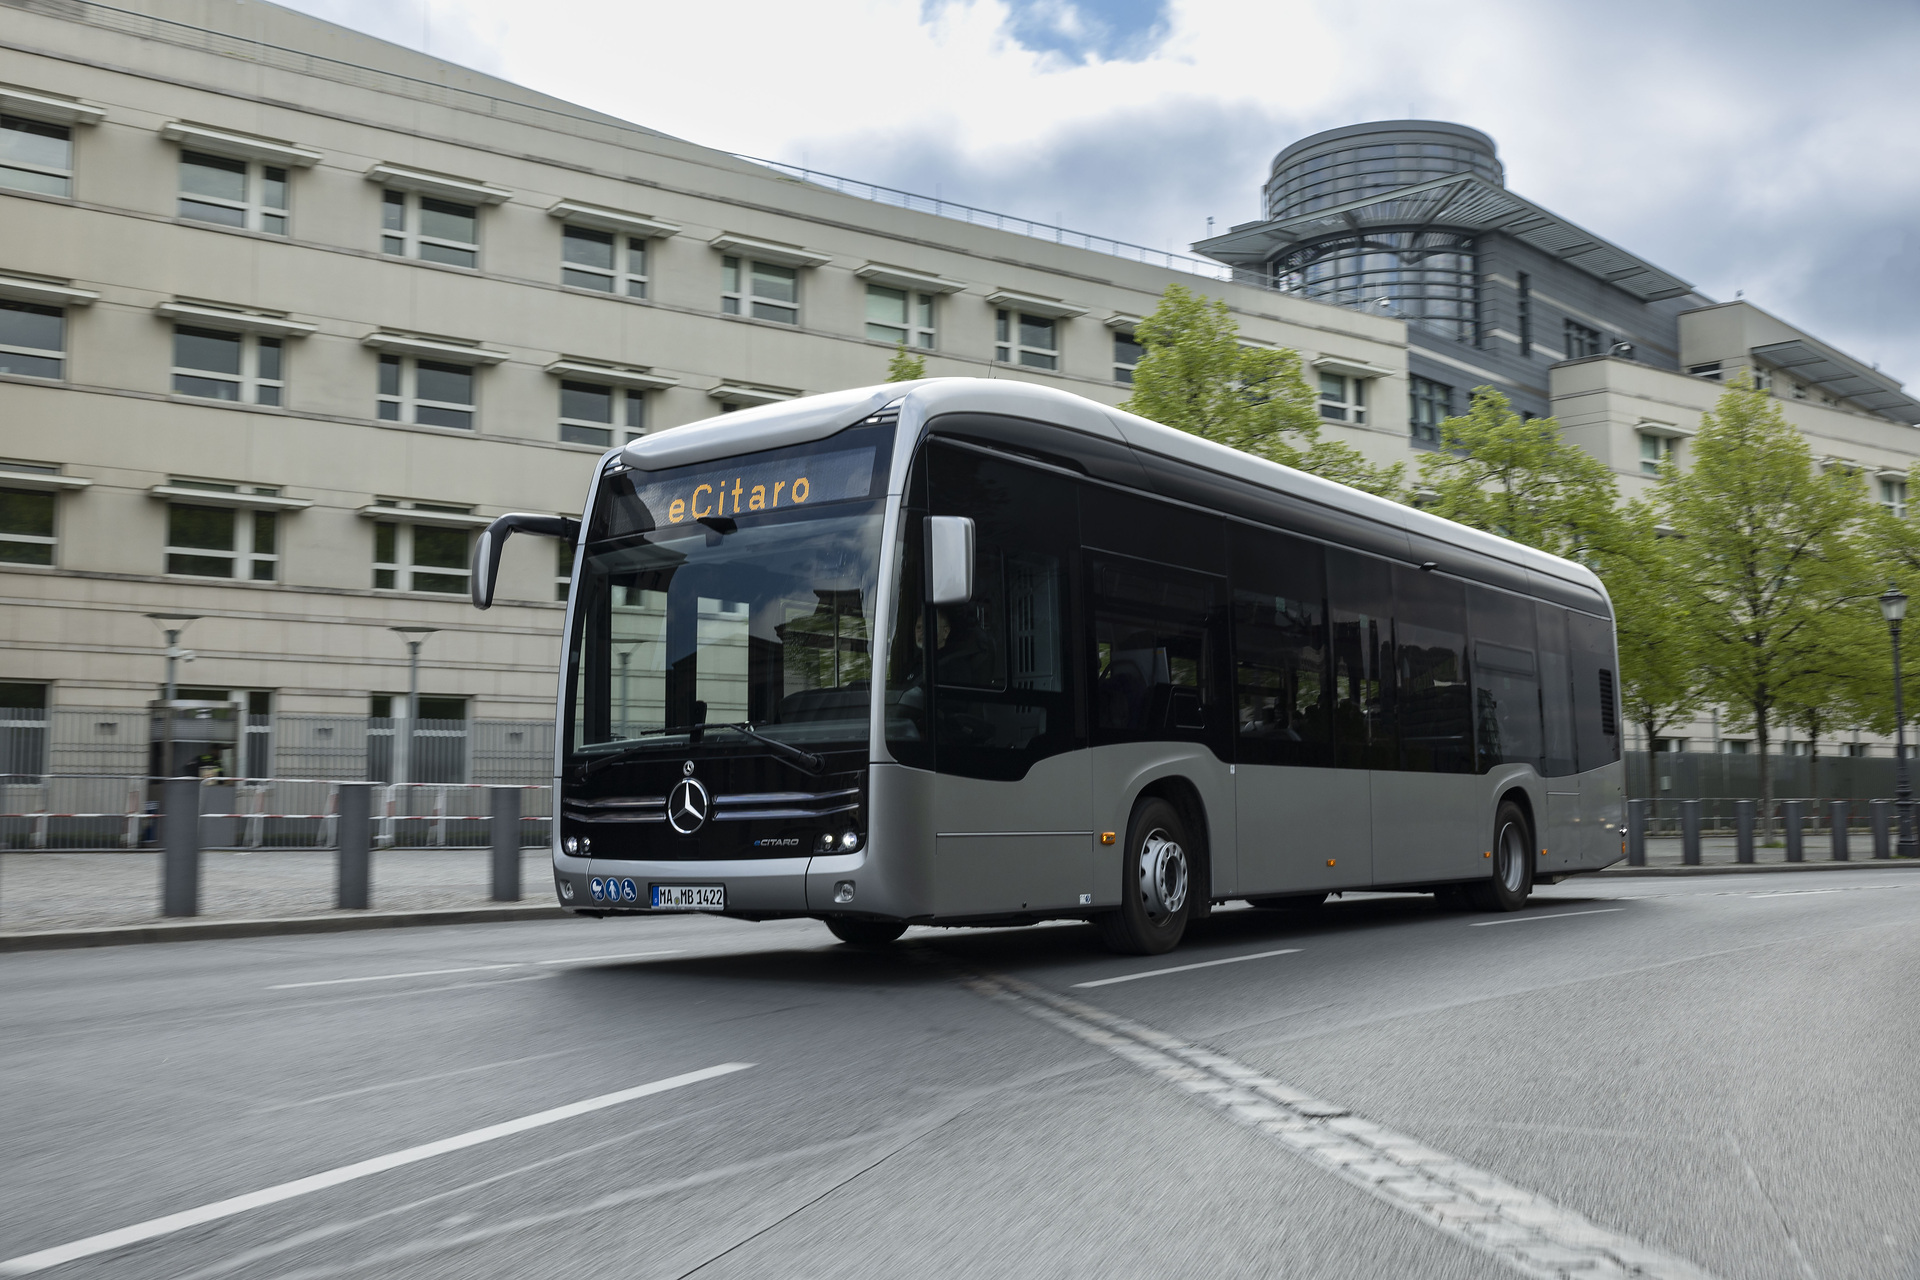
1643,716 -> 1659,800
1756,703 -> 1772,840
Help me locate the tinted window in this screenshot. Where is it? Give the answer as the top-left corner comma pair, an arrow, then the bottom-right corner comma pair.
1536,602 -> 1577,777
1328,549 -> 1395,769
1080,484 -> 1225,574
1230,524 -> 1331,767
916,444 -> 1081,781
1091,554 -> 1221,747
1568,609 -> 1621,771
1394,566 -> 1471,773
1469,584 -> 1539,771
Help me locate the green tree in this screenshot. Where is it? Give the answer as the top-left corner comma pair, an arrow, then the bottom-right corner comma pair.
1602,502 -> 1705,796
885,344 -> 927,382
1660,377 -> 1881,827
1417,388 -> 1623,560
1122,284 -> 1404,498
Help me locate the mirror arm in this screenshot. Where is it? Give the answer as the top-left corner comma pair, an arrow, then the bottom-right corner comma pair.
471,513 -> 581,610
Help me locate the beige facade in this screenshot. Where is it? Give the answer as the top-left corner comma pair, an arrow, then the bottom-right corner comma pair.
0,0 -> 1401,728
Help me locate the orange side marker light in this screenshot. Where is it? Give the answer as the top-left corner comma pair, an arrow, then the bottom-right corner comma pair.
1326,858 -> 1336,867
1100,832 -> 1116,845
1483,851 -> 1491,858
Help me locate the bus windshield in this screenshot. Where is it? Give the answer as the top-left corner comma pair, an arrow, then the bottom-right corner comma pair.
565,427 -> 892,761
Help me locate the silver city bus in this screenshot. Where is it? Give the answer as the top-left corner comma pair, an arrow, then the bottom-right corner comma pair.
472,379 -> 1624,954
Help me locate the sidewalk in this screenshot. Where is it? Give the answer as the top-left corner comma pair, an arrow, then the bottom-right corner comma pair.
1594,834 -> 1920,875
0,847 -> 556,935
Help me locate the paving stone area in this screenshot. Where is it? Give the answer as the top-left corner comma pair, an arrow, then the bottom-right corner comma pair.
0,847 -> 554,932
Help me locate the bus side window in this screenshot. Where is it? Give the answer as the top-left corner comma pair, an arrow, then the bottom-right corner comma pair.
1536,601 -> 1577,777
1567,609 -> 1621,771
1327,549 -> 1396,770
1392,564 -> 1471,774
1467,584 -> 1540,772
1090,555 -> 1219,741
1229,524 -> 1331,768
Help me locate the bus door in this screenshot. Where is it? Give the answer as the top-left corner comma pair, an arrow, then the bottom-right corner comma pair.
922,444 -> 1088,917
1536,601 -> 1582,874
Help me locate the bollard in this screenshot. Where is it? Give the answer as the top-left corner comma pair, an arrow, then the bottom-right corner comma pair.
337,782 -> 372,910
1783,800 -> 1804,862
1831,801 -> 1850,861
161,776 -> 201,917
1873,799 -> 1894,859
1680,799 -> 1702,866
491,786 -> 522,902
1735,799 -> 1755,863
1626,799 -> 1647,867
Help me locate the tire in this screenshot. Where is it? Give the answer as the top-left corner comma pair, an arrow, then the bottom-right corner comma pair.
1096,797 -> 1193,955
825,918 -> 908,946
1463,800 -> 1533,912
1246,892 -> 1327,911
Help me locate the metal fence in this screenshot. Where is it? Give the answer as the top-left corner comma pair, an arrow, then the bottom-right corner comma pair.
1627,751 -> 1901,803
0,775 -> 552,850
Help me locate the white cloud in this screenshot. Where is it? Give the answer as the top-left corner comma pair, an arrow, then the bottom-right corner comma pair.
279,0 -> 1920,386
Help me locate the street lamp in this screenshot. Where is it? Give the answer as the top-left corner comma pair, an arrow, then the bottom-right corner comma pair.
144,614 -> 202,702
1880,585 -> 1915,858
388,627 -> 439,788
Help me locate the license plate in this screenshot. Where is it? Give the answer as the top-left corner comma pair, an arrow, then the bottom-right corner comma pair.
652,884 -> 724,911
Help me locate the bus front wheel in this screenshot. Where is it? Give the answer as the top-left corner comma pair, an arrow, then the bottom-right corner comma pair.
1462,800 -> 1533,912
825,918 -> 908,946
1097,798 -> 1192,955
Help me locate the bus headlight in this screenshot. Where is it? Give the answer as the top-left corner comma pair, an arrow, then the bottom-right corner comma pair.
563,834 -> 590,856
839,830 -> 860,852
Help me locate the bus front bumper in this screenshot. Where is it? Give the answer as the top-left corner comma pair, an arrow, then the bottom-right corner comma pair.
554,848 -> 878,918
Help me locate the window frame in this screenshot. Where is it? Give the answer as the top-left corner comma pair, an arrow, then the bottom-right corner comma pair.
1882,477 -> 1908,519
370,505 -> 474,595
1112,330 -> 1143,384
0,114 -> 73,197
0,300 -> 65,379
560,224 -> 650,298
0,484 -> 57,565
1563,319 -> 1602,360
1317,372 -> 1368,425
721,255 -> 800,324
178,150 -> 289,234
1638,432 -> 1676,477
381,189 -> 479,268
1409,375 -> 1452,445
171,325 -> 284,405
864,284 -> 935,348
558,378 -> 646,447
994,309 -> 1058,371
377,354 -> 478,430
164,497 -> 279,582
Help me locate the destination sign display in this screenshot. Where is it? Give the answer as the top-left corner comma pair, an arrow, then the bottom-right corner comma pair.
633,445 -> 878,528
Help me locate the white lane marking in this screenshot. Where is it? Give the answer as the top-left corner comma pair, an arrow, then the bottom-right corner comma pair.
251,1049 -> 575,1114
535,949 -> 683,965
971,972 -> 1719,1280
0,1063 -> 754,1277
268,949 -> 681,989
1072,948 -> 1302,988
1469,908 -> 1625,927
269,964 -> 520,989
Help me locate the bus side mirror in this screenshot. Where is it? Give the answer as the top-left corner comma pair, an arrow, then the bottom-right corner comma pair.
926,515 -> 975,605
472,513 -> 581,610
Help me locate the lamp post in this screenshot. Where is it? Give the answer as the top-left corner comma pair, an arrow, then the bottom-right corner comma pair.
1881,586 -> 1915,858
388,627 -> 438,788
144,614 -> 201,703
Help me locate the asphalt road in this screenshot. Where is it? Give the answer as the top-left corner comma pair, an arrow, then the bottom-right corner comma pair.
3,872 -> 1918,1280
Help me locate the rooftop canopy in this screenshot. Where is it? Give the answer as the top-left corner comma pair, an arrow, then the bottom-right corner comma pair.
1753,338 -> 1920,425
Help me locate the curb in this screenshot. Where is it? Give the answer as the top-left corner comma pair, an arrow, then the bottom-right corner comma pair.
1587,859 -> 1920,878
0,903 -> 569,952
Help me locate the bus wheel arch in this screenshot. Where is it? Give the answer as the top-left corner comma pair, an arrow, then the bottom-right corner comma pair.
1136,776 -> 1211,919
1098,791 -> 1198,955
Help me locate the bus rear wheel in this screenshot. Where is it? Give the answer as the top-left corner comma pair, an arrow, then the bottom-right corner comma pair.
1463,800 -> 1533,912
1097,798 -> 1192,955
825,918 -> 908,946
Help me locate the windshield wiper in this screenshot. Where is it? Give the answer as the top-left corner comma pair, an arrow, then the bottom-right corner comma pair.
576,721 -> 826,780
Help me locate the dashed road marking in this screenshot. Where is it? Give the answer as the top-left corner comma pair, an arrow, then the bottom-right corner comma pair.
1072,948 -> 1301,987
1469,909 -> 1626,927
969,971 -> 1719,1280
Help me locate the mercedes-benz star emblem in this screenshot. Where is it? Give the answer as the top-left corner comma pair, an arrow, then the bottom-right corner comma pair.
667,778 -> 709,834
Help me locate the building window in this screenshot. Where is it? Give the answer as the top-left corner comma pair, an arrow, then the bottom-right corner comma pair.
372,505 -> 472,594
0,680 -> 48,775
1564,320 -> 1601,360
378,355 -> 475,430
1749,365 -> 1772,392
995,309 -> 1057,370
1846,742 -> 1868,758
166,501 -> 278,581
561,225 -> 648,298
0,301 -> 64,379
0,485 -> 55,565
721,256 -> 797,324
1409,375 -> 1451,445
1639,433 -> 1676,476
1516,272 -> 1531,358
1113,331 -> 1143,384
556,538 -> 573,601
1882,477 -> 1908,519
1318,373 -> 1367,424
1792,381 -> 1807,400
1653,737 -> 1687,753
179,152 -> 288,234
172,327 -> 283,405
1723,739 -> 1750,754
0,115 -> 72,196
1688,362 -> 1723,380
865,285 -> 934,348
559,380 -> 645,447
382,190 -> 477,268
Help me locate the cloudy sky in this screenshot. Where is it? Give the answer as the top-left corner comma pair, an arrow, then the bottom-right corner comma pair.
288,0 -> 1920,387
